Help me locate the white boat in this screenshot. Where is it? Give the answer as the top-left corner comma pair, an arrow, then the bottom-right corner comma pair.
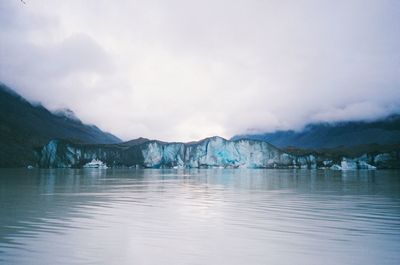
83,159 -> 108,169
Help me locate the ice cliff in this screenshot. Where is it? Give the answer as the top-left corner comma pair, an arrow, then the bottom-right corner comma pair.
37,137 -> 317,169
36,136 -> 397,169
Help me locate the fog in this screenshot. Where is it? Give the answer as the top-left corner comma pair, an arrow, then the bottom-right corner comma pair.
1,0 -> 399,141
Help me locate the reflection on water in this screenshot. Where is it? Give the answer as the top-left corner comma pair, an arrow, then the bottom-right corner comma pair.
0,169 -> 399,265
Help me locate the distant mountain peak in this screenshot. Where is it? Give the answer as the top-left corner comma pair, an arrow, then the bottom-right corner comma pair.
123,137 -> 151,146
232,114 -> 400,149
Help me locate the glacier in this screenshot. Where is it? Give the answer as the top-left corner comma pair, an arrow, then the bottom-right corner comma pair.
37,137 -> 317,169
36,136 -> 397,169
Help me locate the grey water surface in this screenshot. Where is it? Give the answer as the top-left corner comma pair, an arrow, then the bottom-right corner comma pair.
0,169 -> 399,265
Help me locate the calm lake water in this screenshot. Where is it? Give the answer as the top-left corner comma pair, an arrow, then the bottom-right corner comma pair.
0,169 -> 399,265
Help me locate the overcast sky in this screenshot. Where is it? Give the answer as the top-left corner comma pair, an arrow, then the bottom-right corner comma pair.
1,0 -> 400,141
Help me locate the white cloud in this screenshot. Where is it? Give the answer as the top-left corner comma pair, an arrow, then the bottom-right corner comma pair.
1,0 -> 400,141
310,101 -> 400,123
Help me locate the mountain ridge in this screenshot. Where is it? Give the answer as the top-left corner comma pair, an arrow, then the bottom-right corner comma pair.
231,115 -> 400,149
2,83 -> 400,168
0,83 -> 121,167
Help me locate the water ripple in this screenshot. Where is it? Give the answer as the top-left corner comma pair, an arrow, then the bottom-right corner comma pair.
0,169 -> 399,265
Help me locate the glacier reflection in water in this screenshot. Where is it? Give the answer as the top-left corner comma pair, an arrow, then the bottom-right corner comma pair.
0,169 -> 399,265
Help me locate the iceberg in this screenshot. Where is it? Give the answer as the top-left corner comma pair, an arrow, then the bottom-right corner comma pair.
330,164 -> 342,170
358,161 -> 376,170
341,158 -> 357,170
83,159 -> 108,169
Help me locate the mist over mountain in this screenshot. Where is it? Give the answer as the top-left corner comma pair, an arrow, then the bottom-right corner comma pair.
53,108 -> 81,122
2,1 -> 400,141
0,84 -> 121,167
231,115 -> 400,149
1,82 -> 400,168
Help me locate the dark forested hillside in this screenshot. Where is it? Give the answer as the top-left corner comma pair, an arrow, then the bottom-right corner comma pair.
232,115 -> 400,149
0,84 -> 121,167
